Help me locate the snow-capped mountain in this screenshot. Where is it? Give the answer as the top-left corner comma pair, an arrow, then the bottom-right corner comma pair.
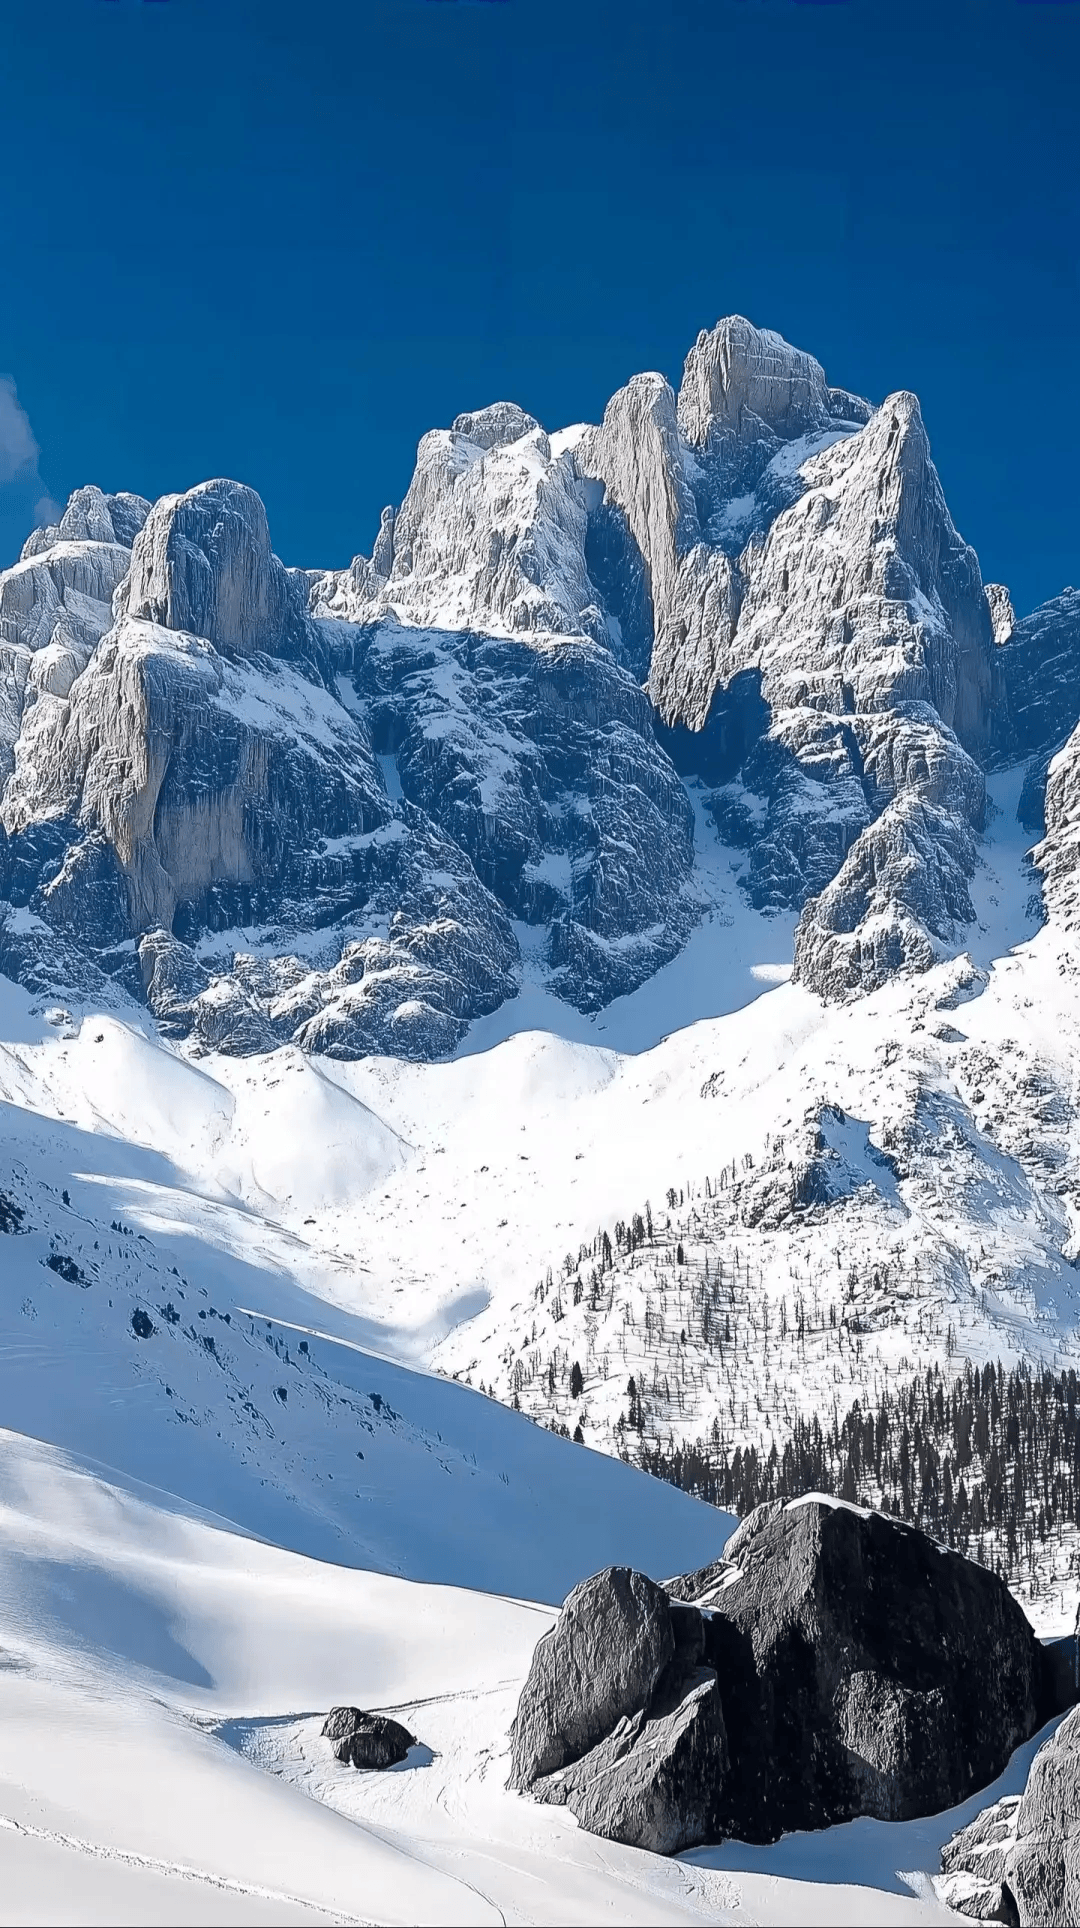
6,314 -> 1077,1062
6,314 -> 1080,1920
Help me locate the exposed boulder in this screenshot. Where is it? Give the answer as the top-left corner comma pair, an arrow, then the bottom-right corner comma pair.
682,1498 -> 1065,1841
509,1565 -> 727,1855
510,1500 -> 1070,1856
509,1567 -> 676,1786
534,1665 -> 727,1857
321,1705 -> 416,1770
938,1702 -> 1080,1925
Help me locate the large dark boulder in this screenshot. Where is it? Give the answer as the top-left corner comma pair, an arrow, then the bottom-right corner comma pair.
509,1499 -> 1072,1856
679,1497 -> 1066,1841
321,1705 -> 416,1770
508,1565 -> 727,1854
509,1566 -> 675,1785
939,1701 -> 1080,1926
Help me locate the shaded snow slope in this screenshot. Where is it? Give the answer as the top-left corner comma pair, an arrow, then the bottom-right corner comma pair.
0,1024 -> 729,1600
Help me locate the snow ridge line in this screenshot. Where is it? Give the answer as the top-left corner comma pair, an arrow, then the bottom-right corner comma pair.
0,1812 -> 368,1923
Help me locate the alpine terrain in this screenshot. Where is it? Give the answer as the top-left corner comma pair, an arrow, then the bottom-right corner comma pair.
4,316 -> 1080,1922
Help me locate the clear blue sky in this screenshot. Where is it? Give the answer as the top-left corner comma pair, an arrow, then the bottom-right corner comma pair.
0,0 -> 1077,615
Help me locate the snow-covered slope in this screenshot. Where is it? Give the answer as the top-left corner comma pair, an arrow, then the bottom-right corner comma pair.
0,1428 -> 977,1925
0,968 -> 986,1923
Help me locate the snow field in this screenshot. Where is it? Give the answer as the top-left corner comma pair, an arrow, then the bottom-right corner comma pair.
0,1432 -> 966,1925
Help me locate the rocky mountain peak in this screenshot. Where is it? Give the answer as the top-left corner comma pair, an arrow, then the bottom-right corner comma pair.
675,314 -> 871,469
984,582 -> 1015,646
20,483 -> 151,558
450,402 -> 541,450
115,477 -> 312,662
2,315 -> 1078,1054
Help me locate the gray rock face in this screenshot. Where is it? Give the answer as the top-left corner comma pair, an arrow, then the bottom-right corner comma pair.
0,589 -> 520,1059
509,1565 -> 727,1854
340,618 -> 697,1011
1031,725 -> 1080,938
534,1665 -> 728,1857
116,479 -> 314,663
683,1499 -> 1064,1841
509,1567 -> 676,1786
985,583 -> 1016,647
793,789 -> 979,999
572,322 -> 997,998
317,411 -> 603,645
321,1705 -> 416,1770
511,1501 -> 1069,1857
939,1703 -> 1080,1925
21,484 -> 151,557
676,314 -> 872,480
990,590 -> 1080,859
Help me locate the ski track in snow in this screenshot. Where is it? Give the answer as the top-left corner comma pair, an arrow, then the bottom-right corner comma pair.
0,1814 -> 363,1925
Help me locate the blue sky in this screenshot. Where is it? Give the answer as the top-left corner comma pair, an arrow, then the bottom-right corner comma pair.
0,0 -> 1077,614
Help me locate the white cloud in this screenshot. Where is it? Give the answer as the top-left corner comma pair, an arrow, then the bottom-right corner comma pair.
0,375 -> 41,483
34,492 -> 61,529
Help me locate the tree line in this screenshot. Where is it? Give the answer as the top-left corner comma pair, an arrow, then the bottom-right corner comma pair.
637,1358 -> 1080,1596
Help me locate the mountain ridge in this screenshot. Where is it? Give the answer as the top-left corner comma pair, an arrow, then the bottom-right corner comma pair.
3,314 -> 1077,1061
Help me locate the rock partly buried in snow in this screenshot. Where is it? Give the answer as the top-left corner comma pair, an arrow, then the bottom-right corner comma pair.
508,1565 -> 727,1854
321,1705 -> 416,1770
510,1499 -> 1069,1855
684,1497 -> 1064,1841
938,1702 -> 1080,1925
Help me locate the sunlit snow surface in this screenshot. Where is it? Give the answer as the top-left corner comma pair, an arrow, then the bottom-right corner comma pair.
0,773 -> 1072,1922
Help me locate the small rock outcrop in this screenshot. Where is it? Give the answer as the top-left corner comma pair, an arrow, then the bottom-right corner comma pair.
509,1499 -> 1071,1854
321,1705 -> 416,1770
938,1701 -> 1080,1925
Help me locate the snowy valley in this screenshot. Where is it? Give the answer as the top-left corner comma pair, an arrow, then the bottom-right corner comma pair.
4,315 -> 1080,1920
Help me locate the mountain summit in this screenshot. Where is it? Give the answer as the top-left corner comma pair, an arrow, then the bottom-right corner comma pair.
0,317 -> 1076,1057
